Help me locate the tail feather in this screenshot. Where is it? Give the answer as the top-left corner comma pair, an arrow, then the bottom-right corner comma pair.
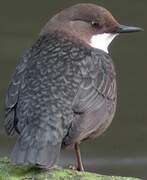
11,124 -> 62,167
36,143 -> 60,166
11,139 -> 61,167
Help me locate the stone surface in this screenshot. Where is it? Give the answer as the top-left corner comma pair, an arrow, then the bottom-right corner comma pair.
0,157 -> 141,180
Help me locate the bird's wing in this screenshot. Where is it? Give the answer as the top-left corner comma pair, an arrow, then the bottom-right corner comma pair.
7,34 -> 66,166
72,52 -> 116,113
64,51 -> 117,145
4,50 -> 29,135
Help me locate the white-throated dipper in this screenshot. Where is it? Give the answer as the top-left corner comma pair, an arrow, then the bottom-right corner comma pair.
4,3 -> 142,171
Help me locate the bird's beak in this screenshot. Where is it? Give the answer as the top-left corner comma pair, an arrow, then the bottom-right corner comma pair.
116,24 -> 143,33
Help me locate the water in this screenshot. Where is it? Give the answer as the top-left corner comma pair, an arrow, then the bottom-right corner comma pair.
0,0 -> 147,179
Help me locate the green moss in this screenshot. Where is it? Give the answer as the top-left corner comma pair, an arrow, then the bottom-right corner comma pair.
0,157 -> 141,180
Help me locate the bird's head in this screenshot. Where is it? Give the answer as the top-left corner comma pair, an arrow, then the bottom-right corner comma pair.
41,3 -> 143,53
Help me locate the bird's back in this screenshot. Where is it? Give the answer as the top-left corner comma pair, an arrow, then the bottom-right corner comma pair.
4,32 -> 116,166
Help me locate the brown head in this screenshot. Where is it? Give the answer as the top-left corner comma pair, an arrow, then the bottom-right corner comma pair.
41,3 -> 143,53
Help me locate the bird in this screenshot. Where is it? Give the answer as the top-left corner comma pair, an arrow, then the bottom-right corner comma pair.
4,3 -> 142,171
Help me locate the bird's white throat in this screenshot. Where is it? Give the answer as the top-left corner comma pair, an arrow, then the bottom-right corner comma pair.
90,33 -> 118,53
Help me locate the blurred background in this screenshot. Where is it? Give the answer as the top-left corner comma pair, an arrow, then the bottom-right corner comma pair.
0,0 -> 146,179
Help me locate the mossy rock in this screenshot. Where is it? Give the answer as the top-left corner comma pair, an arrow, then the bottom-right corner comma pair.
0,157 -> 141,180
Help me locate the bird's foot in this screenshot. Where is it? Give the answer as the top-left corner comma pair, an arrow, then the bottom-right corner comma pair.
68,165 -> 84,171
77,165 -> 84,171
68,165 -> 77,170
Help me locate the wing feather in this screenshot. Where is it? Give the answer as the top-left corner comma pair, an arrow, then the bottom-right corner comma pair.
4,50 -> 29,135
72,52 -> 116,113
64,51 -> 117,145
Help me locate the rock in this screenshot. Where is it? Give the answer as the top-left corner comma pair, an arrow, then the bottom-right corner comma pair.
0,157 -> 141,180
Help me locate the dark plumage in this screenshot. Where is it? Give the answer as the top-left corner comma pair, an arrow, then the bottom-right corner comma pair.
4,3 -> 142,170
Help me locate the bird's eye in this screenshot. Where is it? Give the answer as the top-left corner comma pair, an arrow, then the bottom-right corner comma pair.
91,21 -> 99,27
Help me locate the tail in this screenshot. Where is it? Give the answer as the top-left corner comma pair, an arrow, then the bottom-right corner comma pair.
11,126 -> 62,168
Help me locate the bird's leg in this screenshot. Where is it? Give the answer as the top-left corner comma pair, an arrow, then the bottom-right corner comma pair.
74,143 -> 84,171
